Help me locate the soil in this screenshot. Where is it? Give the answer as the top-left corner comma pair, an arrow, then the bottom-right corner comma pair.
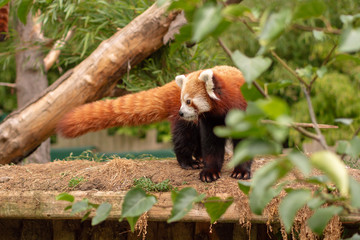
0,155 -> 267,193
1,155 -> 359,193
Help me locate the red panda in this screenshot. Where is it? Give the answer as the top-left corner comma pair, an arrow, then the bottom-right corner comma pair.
56,65 -> 252,182
0,3 -> 9,41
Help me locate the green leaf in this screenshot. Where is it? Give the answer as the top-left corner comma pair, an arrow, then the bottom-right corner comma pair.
287,151 -> 312,176
81,211 -> 91,222
265,79 -> 293,93
316,66 -> 327,78
256,97 -> 289,119
126,216 -> 140,232
349,177 -> 360,208
340,14 -> 360,28
307,197 -> 325,210
293,0 -> 326,20
224,110 -> 245,128
64,205 -> 72,211
168,0 -> 200,12
120,188 -> 157,219
335,54 -> 360,64
231,50 -> 272,84
279,189 -> 312,233
229,138 -> 281,167
71,199 -> 90,215
241,83 -> 264,101
249,159 -> 292,214
238,180 -> 252,195
204,197 -> 233,224
313,30 -> 325,41
306,175 -> 330,185
336,140 -> 349,155
56,193 -> 75,202
168,187 -> 205,223
339,28 -> 360,53
310,151 -> 349,197
17,0 -> 33,25
0,0 -> 10,8
258,9 -> 292,47
348,137 -> 360,158
92,202 -> 112,226
307,206 -> 343,235
156,0 -> 169,7
192,3 -> 223,42
335,118 -> 354,125
222,4 -> 250,18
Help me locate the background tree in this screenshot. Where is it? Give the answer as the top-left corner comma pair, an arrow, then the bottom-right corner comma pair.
15,9 -> 50,163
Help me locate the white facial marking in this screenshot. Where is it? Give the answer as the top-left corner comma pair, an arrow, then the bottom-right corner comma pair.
175,75 -> 186,88
179,93 -> 197,121
198,69 -> 219,100
192,95 -> 210,113
179,103 -> 197,121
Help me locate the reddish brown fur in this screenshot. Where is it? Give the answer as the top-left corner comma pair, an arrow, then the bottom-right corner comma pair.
57,81 -> 180,138
0,3 -> 9,41
211,66 -> 247,115
56,66 -> 246,138
181,65 -> 247,115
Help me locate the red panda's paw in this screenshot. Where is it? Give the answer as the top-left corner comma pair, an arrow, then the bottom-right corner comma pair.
231,162 -> 252,180
178,158 -> 203,170
199,169 -> 221,182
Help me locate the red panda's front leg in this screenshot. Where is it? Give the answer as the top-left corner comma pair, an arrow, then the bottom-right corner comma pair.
199,117 -> 226,182
172,119 -> 202,169
230,139 -> 253,179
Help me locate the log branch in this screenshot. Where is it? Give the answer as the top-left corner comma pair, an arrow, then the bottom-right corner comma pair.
0,82 -> 16,88
0,3 -> 180,164
292,24 -> 341,35
44,28 -> 74,71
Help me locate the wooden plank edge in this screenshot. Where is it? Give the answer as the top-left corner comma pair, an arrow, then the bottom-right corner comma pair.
0,191 -> 359,224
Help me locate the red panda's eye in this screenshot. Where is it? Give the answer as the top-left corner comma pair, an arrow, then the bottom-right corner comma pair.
186,99 -> 191,105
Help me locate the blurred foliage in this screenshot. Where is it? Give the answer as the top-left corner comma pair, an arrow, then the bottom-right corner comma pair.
292,72 -> 360,145
0,0 -> 359,147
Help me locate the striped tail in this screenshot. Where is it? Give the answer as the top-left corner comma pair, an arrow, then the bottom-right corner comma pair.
56,81 -> 180,138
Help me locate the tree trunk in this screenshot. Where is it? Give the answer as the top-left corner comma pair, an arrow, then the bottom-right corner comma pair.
0,3 -> 181,164
15,12 -> 50,163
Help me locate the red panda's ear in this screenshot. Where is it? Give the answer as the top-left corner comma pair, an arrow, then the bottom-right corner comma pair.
199,69 -> 219,100
175,75 -> 185,88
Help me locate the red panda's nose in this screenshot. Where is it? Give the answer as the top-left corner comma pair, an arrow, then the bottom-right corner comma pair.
179,111 -> 184,117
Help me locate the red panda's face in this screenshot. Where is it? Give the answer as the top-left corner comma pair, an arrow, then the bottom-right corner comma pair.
175,69 -> 218,121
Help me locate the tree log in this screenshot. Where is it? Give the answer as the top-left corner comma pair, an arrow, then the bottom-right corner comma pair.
0,3 -> 181,164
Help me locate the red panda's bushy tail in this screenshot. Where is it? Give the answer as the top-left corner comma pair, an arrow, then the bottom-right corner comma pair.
0,3 -> 9,41
56,81 -> 180,138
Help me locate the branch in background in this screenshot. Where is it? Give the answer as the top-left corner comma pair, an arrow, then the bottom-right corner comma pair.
239,19 -> 332,149
302,86 -> 329,150
308,44 -> 337,89
270,50 -> 310,89
353,127 -> 360,138
261,120 -> 338,129
291,125 -> 320,141
0,82 -> 16,88
261,119 -> 337,142
44,28 -> 74,71
225,0 -> 244,5
217,38 -> 269,99
292,24 -> 341,35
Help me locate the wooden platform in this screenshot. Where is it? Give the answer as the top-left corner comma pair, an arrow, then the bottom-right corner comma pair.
1,191 -> 359,240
